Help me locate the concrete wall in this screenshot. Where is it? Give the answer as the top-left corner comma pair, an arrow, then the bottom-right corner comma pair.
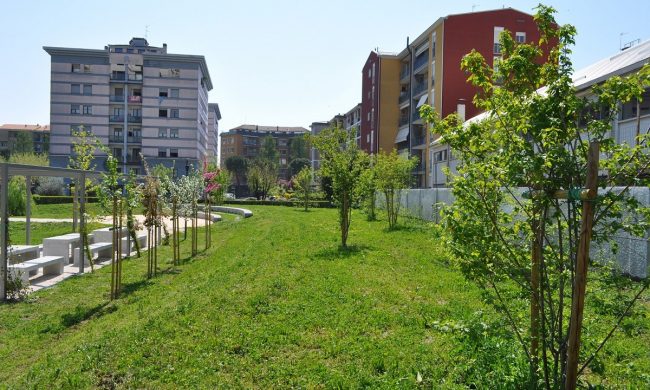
380,187 -> 649,279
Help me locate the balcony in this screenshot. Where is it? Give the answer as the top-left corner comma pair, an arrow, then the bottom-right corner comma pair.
109,95 -> 125,102
399,115 -> 409,127
412,134 -> 427,148
494,43 -> 502,54
128,95 -> 142,103
400,67 -> 410,82
412,82 -> 427,97
412,110 -> 422,122
124,155 -> 142,164
399,91 -> 410,104
108,135 -> 142,143
109,115 -> 142,123
110,73 -> 143,83
413,53 -> 429,73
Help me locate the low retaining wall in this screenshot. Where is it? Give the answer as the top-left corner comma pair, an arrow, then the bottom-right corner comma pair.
379,187 -> 649,279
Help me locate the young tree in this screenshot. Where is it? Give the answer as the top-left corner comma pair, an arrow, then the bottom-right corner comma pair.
422,5 -> 650,388
310,126 -> 368,248
374,151 -> 418,229
356,154 -> 378,221
292,166 -> 314,211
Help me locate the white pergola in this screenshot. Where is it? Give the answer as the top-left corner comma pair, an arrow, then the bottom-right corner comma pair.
0,163 -> 102,300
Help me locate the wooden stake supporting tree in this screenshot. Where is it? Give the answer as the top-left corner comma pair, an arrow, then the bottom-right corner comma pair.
142,159 -> 161,278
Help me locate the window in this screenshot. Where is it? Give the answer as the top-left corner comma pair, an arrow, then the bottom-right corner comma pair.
83,64 -> 91,73
170,88 -> 179,98
434,150 -> 447,162
170,109 -> 179,118
114,48 -> 123,53
170,128 -> 179,138
113,107 -> 123,116
70,104 -> 80,114
158,148 -> 167,157
83,105 -> 92,115
71,64 -> 81,73
83,84 -> 92,95
70,124 -> 91,134
159,88 -> 168,97
516,32 -> 526,43
114,127 -> 123,137
159,109 -> 168,118
113,148 -> 122,158
114,87 -> 124,97
169,148 -> 179,158
158,128 -> 168,138
71,84 -> 80,94
278,139 -> 288,146
280,149 -> 287,155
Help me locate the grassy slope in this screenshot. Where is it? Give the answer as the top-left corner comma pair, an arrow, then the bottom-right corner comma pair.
16,203 -> 104,219
0,206 -> 647,388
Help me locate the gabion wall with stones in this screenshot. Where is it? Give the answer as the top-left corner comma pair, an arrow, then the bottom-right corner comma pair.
377,187 -> 649,279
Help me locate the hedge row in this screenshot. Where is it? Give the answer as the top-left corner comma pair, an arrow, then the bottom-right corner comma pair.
224,199 -> 334,208
33,195 -> 101,205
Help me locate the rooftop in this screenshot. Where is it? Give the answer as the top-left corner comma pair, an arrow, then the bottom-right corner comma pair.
223,125 -> 309,135
0,124 -> 50,132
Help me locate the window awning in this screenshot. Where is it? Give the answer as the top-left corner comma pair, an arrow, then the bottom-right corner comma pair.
416,94 -> 429,108
395,127 -> 409,143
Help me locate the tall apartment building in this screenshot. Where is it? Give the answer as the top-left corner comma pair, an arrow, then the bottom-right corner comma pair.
0,124 -> 50,157
207,103 -> 221,161
309,102 -> 362,171
360,8 -> 542,187
44,37 -> 215,176
220,125 -> 309,180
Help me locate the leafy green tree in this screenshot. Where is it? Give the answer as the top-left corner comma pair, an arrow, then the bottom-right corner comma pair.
12,132 -> 33,154
375,151 -> 418,229
225,155 -> 248,196
422,5 -> 650,387
356,154 -> 378,221
260,135 -> 279,165
288,157 -> 310,177
310,126 -> 368,248
289,136 -> 309,160
247,159 -> 276,200
292,166 -> 313,211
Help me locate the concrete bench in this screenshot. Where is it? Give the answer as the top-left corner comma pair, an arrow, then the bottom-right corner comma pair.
211,206 -> 253,218
8,256 -> 65,284
92,227 -> 128,244
120,233 -> 147,255
73,242 -> 112,267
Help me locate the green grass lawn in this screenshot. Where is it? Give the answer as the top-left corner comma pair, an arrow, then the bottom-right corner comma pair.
17,202 -> 105,219
0,206 -> 647,388
9,222 -> 109,245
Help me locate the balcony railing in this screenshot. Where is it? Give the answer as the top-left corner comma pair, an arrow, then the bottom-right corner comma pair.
110,73 -> 143,82
413,53 -> 429,71
128,95 -> 142,103
125,155 -> 142,164
400,67 -> 410,80
412,110 -> 422,122
412,134 -> 426,146
399,115 -> 409,127
399,91 -> 410,104
412,82 -> 427,96
109,95 -> 124,102
109,115 -> 142,123
108,135 -> 142,143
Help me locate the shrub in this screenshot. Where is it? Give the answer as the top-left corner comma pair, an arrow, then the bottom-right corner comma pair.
35,176 -> 65,196
8,177 -> 27,216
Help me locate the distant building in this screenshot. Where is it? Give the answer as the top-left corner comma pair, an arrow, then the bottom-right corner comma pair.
309,102 -> 362,171
220,124 -> 309,180
44,37 -> 216,176
0,124 -> 50,157
360,8 -> 543,187
207,103 -> 221,162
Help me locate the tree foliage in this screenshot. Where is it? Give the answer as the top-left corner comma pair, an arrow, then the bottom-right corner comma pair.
260,136 -> 279,165
288,157 -> 310,177
422,4 -> 650,387
375,151 -> 418,229
289,136 -> 309,160
310,126 -> 368,248
12,132 -> 33,154
224,155 -> 248,193
247,160 -> 276,200
292,166 -> 313,211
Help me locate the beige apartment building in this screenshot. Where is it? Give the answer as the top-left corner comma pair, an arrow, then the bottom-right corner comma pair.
220,125 -> 309,180
44,37 -> 218,176
0,124 -> 50,157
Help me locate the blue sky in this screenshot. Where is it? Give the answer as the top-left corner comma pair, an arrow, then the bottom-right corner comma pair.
0,0 -> 648,133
